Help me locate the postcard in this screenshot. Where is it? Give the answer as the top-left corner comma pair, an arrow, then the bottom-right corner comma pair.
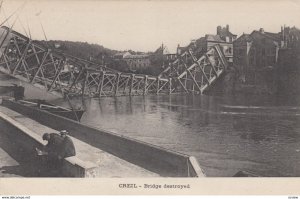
0,0 -> 300,195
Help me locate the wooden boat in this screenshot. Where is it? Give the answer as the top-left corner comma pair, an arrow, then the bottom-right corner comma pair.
0,85 -> 25,100
17,99 -> 85,121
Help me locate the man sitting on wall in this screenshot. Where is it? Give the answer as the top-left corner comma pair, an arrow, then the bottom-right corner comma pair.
58,130 -> 76,158
35,130 -> 76,176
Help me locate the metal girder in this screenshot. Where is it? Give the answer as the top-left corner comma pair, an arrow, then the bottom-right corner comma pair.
0,26 -> 228,98
187,49 -> 210,84
172,45 -> 227,94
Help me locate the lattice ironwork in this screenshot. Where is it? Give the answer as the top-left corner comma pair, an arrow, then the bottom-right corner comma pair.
0,26 -> 228,98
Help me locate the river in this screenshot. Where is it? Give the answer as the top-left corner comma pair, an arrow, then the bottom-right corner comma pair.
1,73 -> 300,177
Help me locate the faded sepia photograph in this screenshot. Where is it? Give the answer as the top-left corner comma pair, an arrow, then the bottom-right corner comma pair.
0,0 -> 300,183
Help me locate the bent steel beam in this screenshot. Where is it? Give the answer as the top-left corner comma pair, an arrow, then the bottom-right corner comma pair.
0,26 -> 227,98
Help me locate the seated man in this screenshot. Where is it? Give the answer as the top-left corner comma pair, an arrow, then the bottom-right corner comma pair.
36,133 -> 64,171
36,131 -> 76,176
58,130 -> 76,158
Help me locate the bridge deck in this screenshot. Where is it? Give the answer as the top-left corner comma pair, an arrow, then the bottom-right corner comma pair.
0,106 -> 159,177
0,26 -> 228,98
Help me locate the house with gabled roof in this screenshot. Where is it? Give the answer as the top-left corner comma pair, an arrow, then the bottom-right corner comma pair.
233,26 -> 300,86
183,25 -> 237,63
233,28 -> 282,72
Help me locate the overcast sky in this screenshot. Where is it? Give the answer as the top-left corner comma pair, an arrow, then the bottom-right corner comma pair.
1,0 -> 300,52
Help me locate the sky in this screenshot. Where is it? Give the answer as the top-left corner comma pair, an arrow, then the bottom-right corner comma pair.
1,0 -> 300,53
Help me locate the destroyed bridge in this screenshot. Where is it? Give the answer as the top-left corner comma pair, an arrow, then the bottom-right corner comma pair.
0,26 -> 228,98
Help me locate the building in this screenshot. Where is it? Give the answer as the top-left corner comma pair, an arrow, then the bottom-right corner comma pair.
234,26 -> 300,69
123,54 -> 151,72
232,27 -> 300,71
232,33 -> 253,69
154,43 -> 177,60
163,45 -> 177,61
278,26 -> 300,68
233,28 -> 282,84
233,26 -> 300,86
217,25 -> 238,43
186,25 -> 237,63
234,29 -> 281,69
113,51 -> 151,72
113,51 -> 132,59
280,26 -> 300,49
155,25 -> 237,64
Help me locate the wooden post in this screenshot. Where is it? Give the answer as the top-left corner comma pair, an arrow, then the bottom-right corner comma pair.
156,77 -> 160,94
114,72 -> 121,96
82,71 -> 89,97
169,78 -> 172,94
177,77 -> 188,93
143,75 -> 148,95
129,74 -> 134,96
124,76 -> 129,92
184,74 -> 187,91
97,71 -> 105,98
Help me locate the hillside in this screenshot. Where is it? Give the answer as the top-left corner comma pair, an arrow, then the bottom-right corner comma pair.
38,40 -> 117,63
37,40 -> 165,75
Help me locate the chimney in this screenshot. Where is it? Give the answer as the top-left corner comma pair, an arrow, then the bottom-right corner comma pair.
226,24 -> 229,31
177,44 -> 181,55
259,28 -> 264,33
217,26 -> 222,35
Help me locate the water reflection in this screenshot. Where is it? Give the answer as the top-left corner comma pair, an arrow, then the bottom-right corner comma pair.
2,72 -> 300,177
49,93 -> 300,177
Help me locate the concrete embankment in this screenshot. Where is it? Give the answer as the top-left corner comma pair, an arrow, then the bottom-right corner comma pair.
0,107 -> 97,177
0,105 -> 160,177
1,99 -> 205,177
0,121 -> 36,177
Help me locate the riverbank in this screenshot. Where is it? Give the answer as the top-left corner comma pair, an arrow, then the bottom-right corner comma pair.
208,66 -> 300,96
1,71 -> 300,177
0,105 -> 160,177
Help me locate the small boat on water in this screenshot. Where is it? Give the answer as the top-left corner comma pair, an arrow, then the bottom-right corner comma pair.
0,85 -> 25,100
17,99 -> 85,121
1,85 -> 84,121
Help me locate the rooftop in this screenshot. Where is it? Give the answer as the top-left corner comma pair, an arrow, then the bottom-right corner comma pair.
205,34 -> 225,42
123,54 -> 149,59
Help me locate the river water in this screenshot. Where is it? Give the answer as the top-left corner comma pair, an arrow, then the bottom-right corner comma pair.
53,93 -> 300,177
1,73 -> 300,177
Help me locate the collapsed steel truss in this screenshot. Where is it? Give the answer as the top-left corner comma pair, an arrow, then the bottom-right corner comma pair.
0,26 -> 228,98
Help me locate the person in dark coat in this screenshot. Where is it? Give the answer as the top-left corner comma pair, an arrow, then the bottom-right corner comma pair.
36,133 -> 63,157
35,131 -> 75,176
37,131 -> 76,159
58,130 -> 76,159
35,133 -> 64,176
